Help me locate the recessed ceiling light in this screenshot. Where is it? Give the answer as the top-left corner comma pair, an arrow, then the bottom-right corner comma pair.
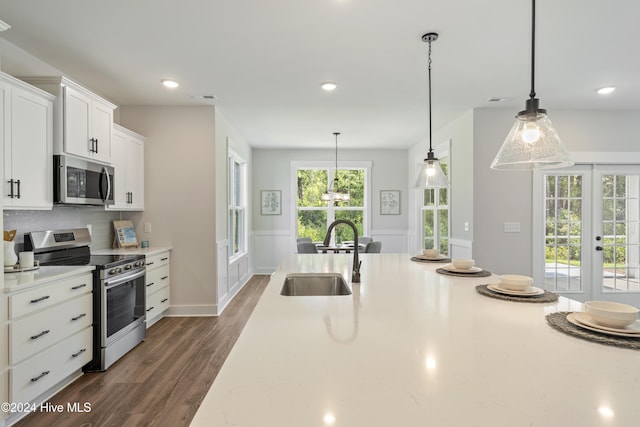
321,82 -> 337,91
161,79 -> 179,89
596,86 -> 616,95
488,97 -> 506,102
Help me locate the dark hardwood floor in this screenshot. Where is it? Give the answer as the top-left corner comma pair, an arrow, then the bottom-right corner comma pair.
13,275 -> 270,427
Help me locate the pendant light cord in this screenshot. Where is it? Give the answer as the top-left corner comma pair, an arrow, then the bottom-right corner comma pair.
529,0 -> 536,100
427,38 -> 433,153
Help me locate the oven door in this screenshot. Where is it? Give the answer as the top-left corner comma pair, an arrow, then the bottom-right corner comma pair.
101,269 -> 146,347
54,154 -> 115,205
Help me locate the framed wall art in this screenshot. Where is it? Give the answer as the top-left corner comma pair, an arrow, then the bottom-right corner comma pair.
380,190 -> 400,215
261,190 -> 282,215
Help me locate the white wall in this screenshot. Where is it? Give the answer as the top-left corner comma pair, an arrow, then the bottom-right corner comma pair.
472,108 -> 640,276
214,109 -> 253,312
252,148 -> 408,273
118,106 -> 219,315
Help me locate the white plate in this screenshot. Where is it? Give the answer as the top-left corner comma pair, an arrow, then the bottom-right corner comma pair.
571,312 -> 640,335
442,264 -> 482,274
416,254 -> 449,261
487,284 -> 545,296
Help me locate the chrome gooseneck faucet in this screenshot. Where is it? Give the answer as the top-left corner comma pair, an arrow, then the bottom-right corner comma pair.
323,219 -> 361,283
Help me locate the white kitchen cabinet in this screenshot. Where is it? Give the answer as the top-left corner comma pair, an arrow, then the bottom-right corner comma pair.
108,124 -> 145,211
2,73 -> 54,209
20,76 -> 116,163
6,270 -> 93,410
144,250 -> 171,327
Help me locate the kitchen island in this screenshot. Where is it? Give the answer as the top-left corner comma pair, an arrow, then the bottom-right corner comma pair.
191,253 -> 639,426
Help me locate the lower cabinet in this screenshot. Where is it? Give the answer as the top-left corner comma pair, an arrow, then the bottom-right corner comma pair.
7,271 -> 93,410
11,328 -> 92,402
145,250 -> 171,327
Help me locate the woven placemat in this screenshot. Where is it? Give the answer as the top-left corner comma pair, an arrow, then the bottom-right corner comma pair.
546,312 -> 640,350
410,256 -> 451,263
436,267 -> 491,278
475,284 -> 558,303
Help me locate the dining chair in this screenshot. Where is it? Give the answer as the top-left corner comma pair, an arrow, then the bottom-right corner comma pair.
364,241 -> 382,253
297,237 -> 312,243
359,236 -> 373,245
297,242 -> 319,253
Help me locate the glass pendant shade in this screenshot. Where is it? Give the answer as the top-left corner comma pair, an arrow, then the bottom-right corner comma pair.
322,178 -> 350,202
324,132 -> 350,203
491,0 -> 573,171
491,110 -> 572,170
416,153 -> 449,188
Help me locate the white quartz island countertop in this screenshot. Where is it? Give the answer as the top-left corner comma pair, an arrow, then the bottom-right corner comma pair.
191,254 -> 640,427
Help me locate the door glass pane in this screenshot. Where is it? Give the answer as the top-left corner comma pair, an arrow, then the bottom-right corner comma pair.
601,174 -> 640,293
544,174 -> 583,292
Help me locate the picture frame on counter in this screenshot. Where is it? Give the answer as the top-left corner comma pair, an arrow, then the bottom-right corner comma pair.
380,190 -> 400,215
113,220 -> 139,248
261,190 -> 282,215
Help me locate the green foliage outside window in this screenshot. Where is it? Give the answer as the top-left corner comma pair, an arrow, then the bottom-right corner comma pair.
297,168 -> 365,243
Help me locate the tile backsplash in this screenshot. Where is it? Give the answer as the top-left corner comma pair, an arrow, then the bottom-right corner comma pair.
3,207 -> 123,251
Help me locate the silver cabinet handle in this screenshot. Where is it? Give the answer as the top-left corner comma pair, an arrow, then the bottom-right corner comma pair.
71,313 -> 87,321
30,371 -> 50,382
72,348 -> 87,358
30,330 -> 50,340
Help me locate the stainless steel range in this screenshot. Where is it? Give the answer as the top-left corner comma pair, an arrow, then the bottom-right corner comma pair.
25,228 -> 146,371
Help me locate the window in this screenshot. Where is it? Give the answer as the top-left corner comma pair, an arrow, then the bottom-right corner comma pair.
422,162 -> 449,255
295,164 -> 368,244
228,152 -> 246,258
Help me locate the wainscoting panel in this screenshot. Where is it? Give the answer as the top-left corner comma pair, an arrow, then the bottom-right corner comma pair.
369,229 -> 408,253
253,230 -> 293,274
217,239 -> 252,315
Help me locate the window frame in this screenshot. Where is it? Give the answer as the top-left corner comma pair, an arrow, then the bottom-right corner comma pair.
228,149 -> 247,261
291,161 -> 371,246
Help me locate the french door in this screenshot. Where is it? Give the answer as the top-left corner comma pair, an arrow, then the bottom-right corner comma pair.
534,165 -> 640,306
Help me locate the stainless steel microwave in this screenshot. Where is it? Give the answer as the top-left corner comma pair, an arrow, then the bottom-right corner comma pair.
54,155 -> 115,205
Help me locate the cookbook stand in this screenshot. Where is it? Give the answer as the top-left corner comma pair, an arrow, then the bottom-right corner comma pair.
113,220 -> 139,248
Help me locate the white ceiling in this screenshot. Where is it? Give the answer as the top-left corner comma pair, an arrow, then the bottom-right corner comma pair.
0,0 -> 638,150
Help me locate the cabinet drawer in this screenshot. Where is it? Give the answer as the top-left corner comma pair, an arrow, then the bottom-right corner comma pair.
10,327 -> 92,403
145,264 -> 170,296
9,273 -> 93,319
10,293 -> 93,364
146,286 -> 170,324
145,251 -> 170,270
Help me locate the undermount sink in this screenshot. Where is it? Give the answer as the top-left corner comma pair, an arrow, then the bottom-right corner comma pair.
281,273 -> 352,296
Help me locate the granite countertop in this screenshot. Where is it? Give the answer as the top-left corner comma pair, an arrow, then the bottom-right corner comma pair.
191,253 -> 639,426
4,265 -> 95,293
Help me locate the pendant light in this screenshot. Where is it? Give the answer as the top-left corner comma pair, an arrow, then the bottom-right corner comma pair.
490,0 -> 573,170
416,32 -> 449,188
322,132 -> 350,203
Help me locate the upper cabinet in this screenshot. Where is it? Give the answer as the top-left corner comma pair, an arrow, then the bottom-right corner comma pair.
108,124 -> 145,211
2,73 -> 55,210
20,76 -> 116,164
